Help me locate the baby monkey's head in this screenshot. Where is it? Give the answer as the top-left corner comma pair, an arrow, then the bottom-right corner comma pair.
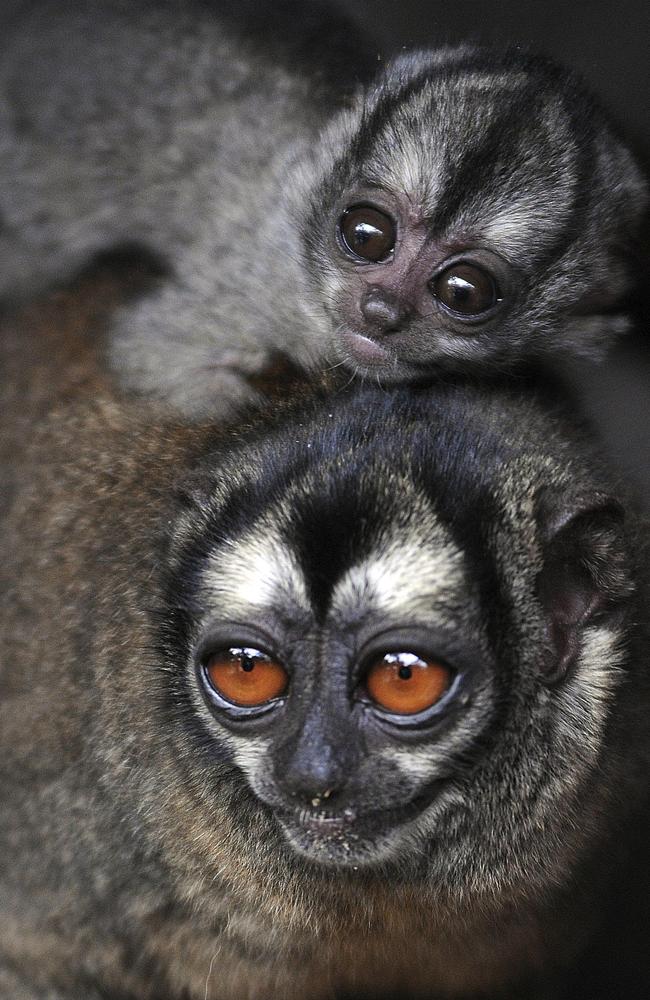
296,47 -> 647,378
150,385 -> 642,912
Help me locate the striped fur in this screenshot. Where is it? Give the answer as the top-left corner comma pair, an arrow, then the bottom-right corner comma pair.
1,322 -> 648,995
0,3 -> 645,416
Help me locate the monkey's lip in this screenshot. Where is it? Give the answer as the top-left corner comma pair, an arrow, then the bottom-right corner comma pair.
286,806 -> 358,835
274,784 -> 446,859
275,806 -> 369,863
340,330 -> 392,367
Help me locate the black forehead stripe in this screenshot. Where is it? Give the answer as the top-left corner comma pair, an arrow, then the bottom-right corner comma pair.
289,386 -> 516,622
350,49 -> 551,181
308,52 -> 512,228
349,65 -> 446,168
344,52 -> 509,182
533,91 -> 601,270
169,384 -> 528,646
430,73 -> 600,265
428,82 -> 549,231
285,453 -> 389,619
169,410 -> 394,622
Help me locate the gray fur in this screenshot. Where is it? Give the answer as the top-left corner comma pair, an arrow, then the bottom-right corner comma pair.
0,0 -> 363,414
298,47 -> 647,379
0,1 -> 646,416
1,300 -> 648,997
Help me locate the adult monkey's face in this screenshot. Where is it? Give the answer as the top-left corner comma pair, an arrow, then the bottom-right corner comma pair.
152,385 -> 638,904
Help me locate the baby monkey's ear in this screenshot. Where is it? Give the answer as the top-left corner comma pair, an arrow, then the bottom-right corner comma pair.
536,496 -> 635,684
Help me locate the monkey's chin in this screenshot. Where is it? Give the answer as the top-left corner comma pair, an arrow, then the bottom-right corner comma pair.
274,805 -> 419,870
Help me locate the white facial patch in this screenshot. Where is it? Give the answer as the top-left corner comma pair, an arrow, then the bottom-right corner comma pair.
186,691 -> 273,791
374,121 -> 446,209
200,518 -> 310,620
229,735 -> 273,791
329,502 -> 466,624
378,743 -> 442,783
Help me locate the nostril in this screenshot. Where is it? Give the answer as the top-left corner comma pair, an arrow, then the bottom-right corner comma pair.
308,787 -> 335,807
283,768 -> 344,803
360,286 -> 409,330
280,750 -> 345,803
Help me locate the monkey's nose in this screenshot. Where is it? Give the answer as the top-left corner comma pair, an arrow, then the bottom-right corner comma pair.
360,286 -> 409,332
280,745 -> 346,803
276,714 -> 349,804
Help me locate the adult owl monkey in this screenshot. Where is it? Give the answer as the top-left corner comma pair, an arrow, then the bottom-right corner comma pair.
0,287 -> 648,999
0,0 -> 647,417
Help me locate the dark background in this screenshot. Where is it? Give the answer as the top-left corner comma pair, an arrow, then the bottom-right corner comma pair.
340,0 -> 650,502
344,0 -> 650,161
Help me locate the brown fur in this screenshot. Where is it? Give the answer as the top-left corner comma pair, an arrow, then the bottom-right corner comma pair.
0,279 -> 647,999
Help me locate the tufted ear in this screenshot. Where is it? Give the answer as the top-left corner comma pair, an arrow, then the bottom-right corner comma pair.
536,496 -> 634,684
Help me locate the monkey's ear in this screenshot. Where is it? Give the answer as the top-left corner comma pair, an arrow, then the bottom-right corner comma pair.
536,497 -> 634,684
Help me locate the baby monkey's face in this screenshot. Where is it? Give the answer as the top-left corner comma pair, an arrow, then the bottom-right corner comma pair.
330,189 -> 515,376
299,49 -> 646,378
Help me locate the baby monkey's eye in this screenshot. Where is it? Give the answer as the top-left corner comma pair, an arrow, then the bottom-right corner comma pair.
204,647 -> 288,707
338,204 -> 396,263
431,262 -> 500,317
364,652 -> 452,715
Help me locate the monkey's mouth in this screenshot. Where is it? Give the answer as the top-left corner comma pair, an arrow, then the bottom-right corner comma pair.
274,809 -> 378,866
340,330 -> 393,367
273,783 -> 448,867
338,329 -> 436,379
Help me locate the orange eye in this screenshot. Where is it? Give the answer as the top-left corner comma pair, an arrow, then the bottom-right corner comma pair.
205,647 -> 288,707
365,652 -> 452,715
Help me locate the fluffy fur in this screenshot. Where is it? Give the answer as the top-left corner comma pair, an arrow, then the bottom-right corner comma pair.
0,0 -> 646,416
1,285 -> 648,999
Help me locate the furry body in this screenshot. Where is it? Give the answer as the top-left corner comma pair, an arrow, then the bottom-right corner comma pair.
0,0 -> 646,416
0,0 -> 372,413
1,288 -> 648,999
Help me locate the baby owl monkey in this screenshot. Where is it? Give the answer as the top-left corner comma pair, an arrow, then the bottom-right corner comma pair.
0,299 -> 648,999
0,0 -> 646,415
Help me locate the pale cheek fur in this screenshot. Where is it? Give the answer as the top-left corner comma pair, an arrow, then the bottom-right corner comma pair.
553,624 -> 624,757
231,738 -> 274,790
185,680 -> 273,792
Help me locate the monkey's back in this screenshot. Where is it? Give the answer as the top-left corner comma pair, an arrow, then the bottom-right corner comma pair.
0,0 -> 367,297
0,0 -> 379,415
0,278 -> 212,997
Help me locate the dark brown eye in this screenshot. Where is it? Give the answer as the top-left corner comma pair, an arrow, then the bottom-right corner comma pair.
431,262 -> 499,316
365,652 -> 452,715
204,647 -> 288,707
339,205 -> 396,263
